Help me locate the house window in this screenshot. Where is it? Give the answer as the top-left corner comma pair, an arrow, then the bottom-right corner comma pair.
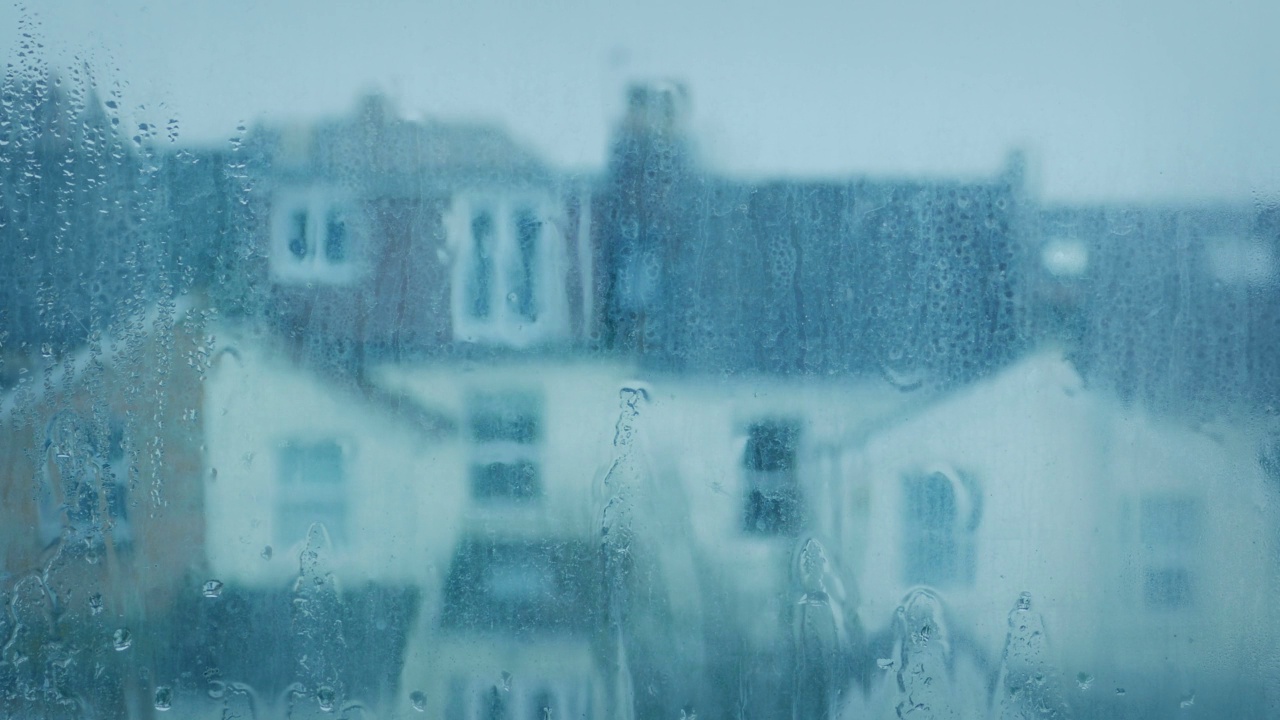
511,207 -> 540,321
467,392 -> 542,501
324,207 -> 348,262
275,440 -> 347,547
270,189 -> 361,285
450,193 -> 565,345
288,209 -> 309,259
440,538 -> 596,632
469,209 -> 495,319
1138,495 -> 1201,609
742,420 -> 801,535
902,470 -> 978,587
38,413 -> 131,552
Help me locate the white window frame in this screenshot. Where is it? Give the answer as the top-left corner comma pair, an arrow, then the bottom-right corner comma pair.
447,191 -> 570,347
269,186 -> 364,286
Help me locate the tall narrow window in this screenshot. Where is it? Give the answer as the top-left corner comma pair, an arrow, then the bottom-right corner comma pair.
288,209 -> 309,259
511,207 -> 540,321
903,472 -> 957,585
325,207 -> 347,262
470,210 -> 495,319
742,420 -> 801,535
38,413 -> 131,551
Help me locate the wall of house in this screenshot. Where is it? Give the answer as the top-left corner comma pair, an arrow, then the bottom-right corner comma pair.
839,350 -> 1278,702
0,298 -> 210,641
202,325 -> 465,589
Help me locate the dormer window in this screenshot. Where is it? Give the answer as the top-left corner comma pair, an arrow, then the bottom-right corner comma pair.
270,187 -> 363,285
511,208 -> 541,321
468,209 -> 496,319
448,192 -> 570,346
901,469 -> 980,587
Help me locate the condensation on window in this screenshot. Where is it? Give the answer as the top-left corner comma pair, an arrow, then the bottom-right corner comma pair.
1,3 -> 1279,720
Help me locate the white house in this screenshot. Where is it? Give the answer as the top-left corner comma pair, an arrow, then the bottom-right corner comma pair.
825,349 -> 1280,714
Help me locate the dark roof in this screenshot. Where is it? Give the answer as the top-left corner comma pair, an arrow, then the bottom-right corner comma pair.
249,95 -> 555,196
594,171 -> 1025,384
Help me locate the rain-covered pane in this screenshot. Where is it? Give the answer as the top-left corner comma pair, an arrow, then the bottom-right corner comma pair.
2,2 -> 1279,719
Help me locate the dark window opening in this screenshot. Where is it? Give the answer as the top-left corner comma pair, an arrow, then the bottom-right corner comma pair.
470,210 -> 495,319
1140,496 -> 1201,550
325,208 -> 347,262
469,407 -> 541,444
467,392 -> 543,502
742,420 -> 801,535
745,421 -> 798,472
104,480 -> 127,524
471,461 -> 540,500
1144,567 -> 1193,609
288,209 -> 309,259
440,539 -> 598,634
276,440 -> 347,546
44,416 -> 132,551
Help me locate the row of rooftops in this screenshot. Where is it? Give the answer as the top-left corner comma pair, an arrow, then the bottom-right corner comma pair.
2,79 -> 1276,412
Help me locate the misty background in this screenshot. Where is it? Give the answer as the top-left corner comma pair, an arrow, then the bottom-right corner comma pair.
3,0 -> 1278,202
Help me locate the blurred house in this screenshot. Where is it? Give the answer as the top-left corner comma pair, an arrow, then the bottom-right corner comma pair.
247,93 -> 594,361
201,94 -> 608,716
594,82 -> 1027,385
819,349 -> 1279,715
194,84 -> 1043,719
0,297 -> 212,718
0,297 -> 209,603
6,62 -> 1279,720
195,83 -> 1280,720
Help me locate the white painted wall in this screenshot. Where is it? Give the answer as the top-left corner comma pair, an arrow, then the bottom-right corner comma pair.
203,328 -> 466,590
837,350 -> 1278,694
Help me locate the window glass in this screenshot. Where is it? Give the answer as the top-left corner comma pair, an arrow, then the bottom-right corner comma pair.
325,208 -> 348,263
1,3 -> 1278,719
470,210 -> 496,320
276,440 -> 347,547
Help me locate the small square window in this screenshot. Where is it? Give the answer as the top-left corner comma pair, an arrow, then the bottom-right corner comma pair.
270,190 -> 361,285
1140,496 -> 1201,550
1144,567 -> 1193,609
470,460 -> 540,500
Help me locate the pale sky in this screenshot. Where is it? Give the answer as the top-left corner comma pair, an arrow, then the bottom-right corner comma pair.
3,0 -> 1279,203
